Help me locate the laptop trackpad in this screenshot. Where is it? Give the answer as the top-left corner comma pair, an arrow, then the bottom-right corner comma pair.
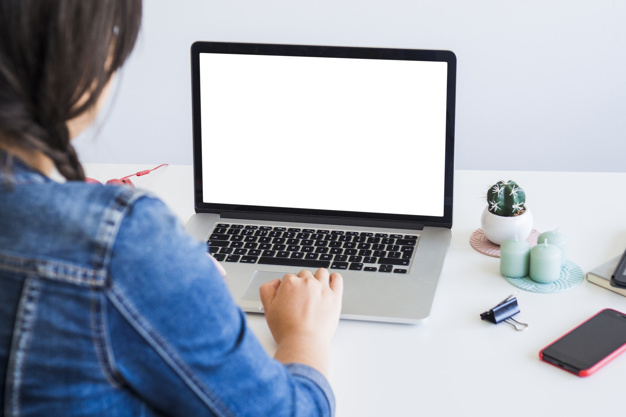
241,271 -> 284,301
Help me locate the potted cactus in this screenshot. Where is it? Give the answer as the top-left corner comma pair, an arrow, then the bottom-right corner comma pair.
480,180 -> 533,245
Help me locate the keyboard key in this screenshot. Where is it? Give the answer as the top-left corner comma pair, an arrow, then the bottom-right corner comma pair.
393,269 -> 408,274
331,262 -> 348,270
378,257 -> 410,266
258,257 -> 330,268
395,239 -> 416,246
240,256 -> 258,264
364,266 -> 377,272
225,255 -> 241,262
212,253 -> 226,262
209,233 -> 229,241
379,265 -> 393,273
207,240 -> 230,247
349,263 -> 363,271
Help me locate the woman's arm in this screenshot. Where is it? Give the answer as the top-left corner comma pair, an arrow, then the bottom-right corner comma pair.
105,195 -> 339,417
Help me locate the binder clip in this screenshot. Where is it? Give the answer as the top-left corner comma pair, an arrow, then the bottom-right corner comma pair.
480,294 -> 528,331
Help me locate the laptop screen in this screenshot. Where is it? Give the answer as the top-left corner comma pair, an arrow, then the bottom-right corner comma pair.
191,43 -> 455,228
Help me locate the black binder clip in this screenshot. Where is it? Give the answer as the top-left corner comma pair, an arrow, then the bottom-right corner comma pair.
480,294 -> 528,331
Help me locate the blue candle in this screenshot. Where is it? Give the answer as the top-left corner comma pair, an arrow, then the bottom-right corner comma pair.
538,230 -> 567,267
500,238 -> 530,278
529,241 -> 562,284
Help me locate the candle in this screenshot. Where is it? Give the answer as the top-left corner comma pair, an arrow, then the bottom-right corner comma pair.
500,238 -> 530,278
537,230 -> 567,267
529,241 -> 562,284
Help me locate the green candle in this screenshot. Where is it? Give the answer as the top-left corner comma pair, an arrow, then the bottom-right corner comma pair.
500,238 -> 530,278
538,230 -> 567,267
529,241 -> 562,283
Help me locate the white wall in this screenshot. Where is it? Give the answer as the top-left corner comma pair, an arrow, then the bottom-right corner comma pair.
74,0 -> 626,172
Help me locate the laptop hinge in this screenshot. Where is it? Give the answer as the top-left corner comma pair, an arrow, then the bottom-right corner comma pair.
219,211 -> 425,231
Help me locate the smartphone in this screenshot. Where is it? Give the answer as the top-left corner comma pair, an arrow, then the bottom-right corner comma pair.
539,309 -> 626,377
610,248 -> 626,289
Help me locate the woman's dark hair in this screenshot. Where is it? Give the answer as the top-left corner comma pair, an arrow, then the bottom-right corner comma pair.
0,0 -> 142,180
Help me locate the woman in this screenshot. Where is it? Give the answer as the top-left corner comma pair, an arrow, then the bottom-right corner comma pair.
0,1 -> 343,416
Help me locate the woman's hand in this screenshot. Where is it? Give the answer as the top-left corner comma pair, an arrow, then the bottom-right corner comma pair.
259,268 -> 343,376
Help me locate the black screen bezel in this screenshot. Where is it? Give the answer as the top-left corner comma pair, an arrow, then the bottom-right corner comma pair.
190,41 -> 456,230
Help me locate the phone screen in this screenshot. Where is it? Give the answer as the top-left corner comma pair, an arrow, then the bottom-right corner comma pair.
540,309 -> 626,376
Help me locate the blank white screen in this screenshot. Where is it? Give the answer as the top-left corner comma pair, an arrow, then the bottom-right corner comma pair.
200,53 -> 448,216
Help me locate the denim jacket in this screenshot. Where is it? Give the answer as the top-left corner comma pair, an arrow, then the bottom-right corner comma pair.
0,154 -> 335,417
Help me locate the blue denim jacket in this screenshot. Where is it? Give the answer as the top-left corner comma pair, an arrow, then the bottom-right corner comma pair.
0,154 -> 335,417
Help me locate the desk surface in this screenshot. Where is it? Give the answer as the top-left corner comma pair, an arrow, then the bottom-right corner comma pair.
85,164 -> 626,417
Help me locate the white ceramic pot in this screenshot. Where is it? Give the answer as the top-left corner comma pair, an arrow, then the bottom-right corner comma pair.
480,207 -> 533,245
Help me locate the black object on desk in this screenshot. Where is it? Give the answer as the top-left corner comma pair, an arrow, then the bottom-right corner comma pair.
610,248 -> 626,289
481,295 -> 528,331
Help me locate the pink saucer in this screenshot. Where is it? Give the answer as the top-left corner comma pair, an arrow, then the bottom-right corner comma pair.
470,229 -> 540,258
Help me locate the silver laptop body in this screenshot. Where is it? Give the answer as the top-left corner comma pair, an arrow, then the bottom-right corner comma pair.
185,42 -> 456,324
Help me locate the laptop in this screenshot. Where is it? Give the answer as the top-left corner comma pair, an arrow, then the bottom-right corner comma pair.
185,41 -> 456,324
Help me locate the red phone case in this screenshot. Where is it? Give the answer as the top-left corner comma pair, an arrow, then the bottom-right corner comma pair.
539,309 -> 626,377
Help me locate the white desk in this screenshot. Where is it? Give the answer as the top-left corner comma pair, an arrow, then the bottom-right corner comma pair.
85,164 -> 626,417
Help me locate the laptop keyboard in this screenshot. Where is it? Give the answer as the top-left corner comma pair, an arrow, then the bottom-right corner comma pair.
207,223 -> 419,274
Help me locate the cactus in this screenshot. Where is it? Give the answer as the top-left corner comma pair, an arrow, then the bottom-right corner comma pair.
487,180 -> 526,217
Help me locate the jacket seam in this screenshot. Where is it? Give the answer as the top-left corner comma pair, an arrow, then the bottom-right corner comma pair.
0,251 -> 106,287
106,285 -> 236,417
91,189 -> 148,274
4,276 -> 42,417
90,289 -> 126,389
